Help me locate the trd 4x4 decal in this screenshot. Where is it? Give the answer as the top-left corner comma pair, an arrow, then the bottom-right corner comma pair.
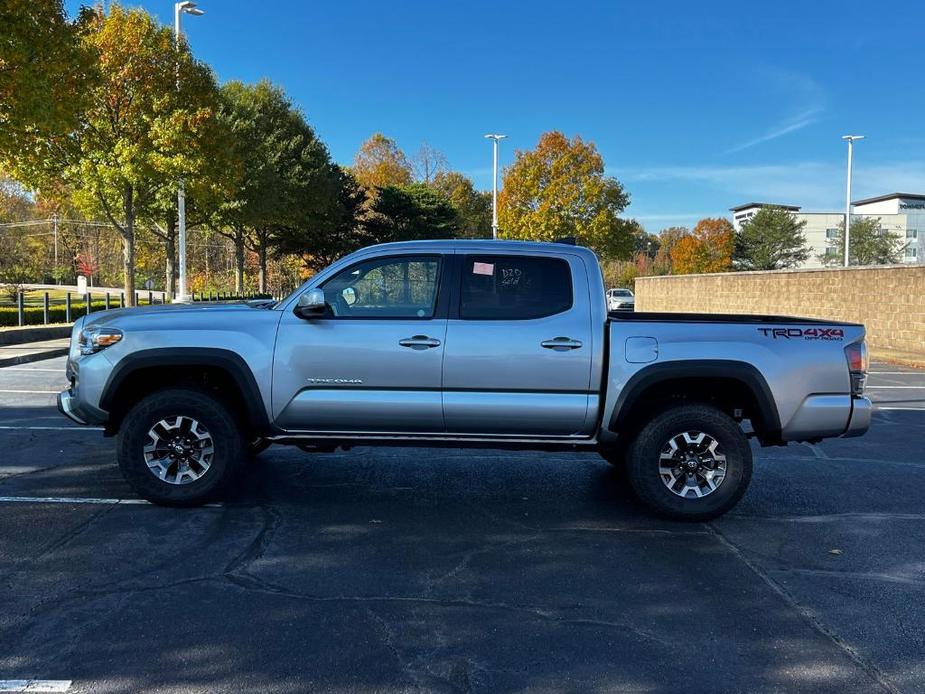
758,327 -> 845,341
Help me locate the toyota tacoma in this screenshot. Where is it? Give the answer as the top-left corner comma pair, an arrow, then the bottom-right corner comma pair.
58,240 -> 871,519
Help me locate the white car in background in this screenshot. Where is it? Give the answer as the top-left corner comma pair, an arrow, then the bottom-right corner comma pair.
607,288 -> 635,312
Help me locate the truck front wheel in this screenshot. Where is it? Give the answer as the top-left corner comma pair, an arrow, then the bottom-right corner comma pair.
626,403 -> 752,521
116,388 -> 246,506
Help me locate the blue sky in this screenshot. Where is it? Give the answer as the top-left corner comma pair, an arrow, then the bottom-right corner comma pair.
68,0 -> 925,232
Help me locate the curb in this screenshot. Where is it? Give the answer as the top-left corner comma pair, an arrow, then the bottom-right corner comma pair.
0,347 -> 69,368
0,326 -> 72,346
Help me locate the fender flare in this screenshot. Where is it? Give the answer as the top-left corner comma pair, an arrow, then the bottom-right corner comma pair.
608,359 -> 781,439
99,347 -> 270,432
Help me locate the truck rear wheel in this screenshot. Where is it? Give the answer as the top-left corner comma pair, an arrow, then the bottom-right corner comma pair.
116,388 -> 246,506
626,403 -> 752,521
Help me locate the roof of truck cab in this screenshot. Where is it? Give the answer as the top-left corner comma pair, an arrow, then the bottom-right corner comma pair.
358,239 -> 600,257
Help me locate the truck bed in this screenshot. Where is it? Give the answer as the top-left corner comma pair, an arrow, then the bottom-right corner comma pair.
609,311 -> 862,326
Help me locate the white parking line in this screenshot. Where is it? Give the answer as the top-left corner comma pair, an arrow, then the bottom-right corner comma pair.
0,496 -> 222,508
875,406 -> 925,411
0,426 -> 103,431
0,390 -> 59,394
865,385 -> 925,389
0,496 -> 151,505
0,368 -> 65,372
0,681 -> 71,692
868,371 -> 925,375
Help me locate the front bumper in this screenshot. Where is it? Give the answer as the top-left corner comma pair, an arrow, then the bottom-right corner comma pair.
57,387 -> 109,426
841,396 -> 872,438
57,389 -> 87,425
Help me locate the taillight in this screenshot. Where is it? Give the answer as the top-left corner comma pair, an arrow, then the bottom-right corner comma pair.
844,340 -> 868,396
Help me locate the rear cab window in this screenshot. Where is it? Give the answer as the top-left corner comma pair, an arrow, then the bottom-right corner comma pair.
460,255 -> 573,320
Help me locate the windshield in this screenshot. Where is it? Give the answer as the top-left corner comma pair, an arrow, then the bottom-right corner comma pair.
611,289 -> 633,297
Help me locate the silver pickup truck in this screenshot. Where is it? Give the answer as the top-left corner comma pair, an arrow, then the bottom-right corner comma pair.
58,240 -> 871,519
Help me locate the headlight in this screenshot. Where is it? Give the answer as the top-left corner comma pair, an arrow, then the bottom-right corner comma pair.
79,326 -> 123,355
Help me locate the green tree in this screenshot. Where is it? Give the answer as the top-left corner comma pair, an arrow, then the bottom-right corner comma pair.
431,171 -> 491,238
365,183 -> 458,243
352,133 -> 413,190
0,0 -> 93,157
2,5 -> 223,305
277,166 -> 369,273
822,217 -> 906,266
734,207 -> 809,270
497,131 -> 634,260
214,80 -> 337,292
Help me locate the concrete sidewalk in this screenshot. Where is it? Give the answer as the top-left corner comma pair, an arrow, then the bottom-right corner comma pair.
0,338 -> 69,367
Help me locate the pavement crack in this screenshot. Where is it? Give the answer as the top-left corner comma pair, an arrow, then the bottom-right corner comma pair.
364,606 -> 448,692
426,533 -> 539,595
216,577 -> 671,646
706,522 -> 900,694
36,503 -> 116,558
223,501 -> 282,579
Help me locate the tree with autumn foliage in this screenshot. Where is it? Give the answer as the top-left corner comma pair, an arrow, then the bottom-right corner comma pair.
669,218 -> 734,274
0,0 -> 94,158
431,171 -> 492,238
497,131 -> 635,260
352,133 -> 413,190
2,4 -> 225,305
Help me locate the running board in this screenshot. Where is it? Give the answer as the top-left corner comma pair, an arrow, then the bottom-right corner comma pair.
267,432 -> 599,451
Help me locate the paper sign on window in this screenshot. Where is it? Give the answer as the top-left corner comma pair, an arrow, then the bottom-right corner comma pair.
472,262 -> 494,276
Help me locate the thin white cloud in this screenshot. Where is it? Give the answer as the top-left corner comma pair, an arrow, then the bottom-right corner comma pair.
723,67 -> 826,154
724,107 -> 823,154
615,162 -> 835,208
614,160 -> 925,219
629,212 -> 715,222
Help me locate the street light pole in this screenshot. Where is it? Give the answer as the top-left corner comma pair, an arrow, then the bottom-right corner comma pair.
842,135 -> 865,267
174,1 -> 204,302
484,134 -> 507,239
52,213 -> 58,277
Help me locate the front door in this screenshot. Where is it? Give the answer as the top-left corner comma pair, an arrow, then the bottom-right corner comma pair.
272,254 -> 447,433
442,252 -> 594,436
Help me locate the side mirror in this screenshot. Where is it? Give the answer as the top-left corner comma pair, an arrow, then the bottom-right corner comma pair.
294,288 -> 326,319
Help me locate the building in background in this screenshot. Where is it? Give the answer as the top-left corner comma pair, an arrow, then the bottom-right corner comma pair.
730,193 -> 925,267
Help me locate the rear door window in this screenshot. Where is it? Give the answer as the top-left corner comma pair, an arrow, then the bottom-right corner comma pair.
459,255 -> 573,320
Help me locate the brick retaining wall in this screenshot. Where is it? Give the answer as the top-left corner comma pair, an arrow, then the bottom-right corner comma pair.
635,265 -> 925,365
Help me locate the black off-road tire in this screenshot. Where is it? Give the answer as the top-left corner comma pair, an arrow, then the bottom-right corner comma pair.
626,403 -> 752,521
117,388 -> 246,507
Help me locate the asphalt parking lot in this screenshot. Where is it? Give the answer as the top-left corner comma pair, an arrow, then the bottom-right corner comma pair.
0,357 -> 923,693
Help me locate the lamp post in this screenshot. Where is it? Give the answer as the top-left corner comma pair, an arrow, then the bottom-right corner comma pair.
174,1 -> 204,302
484,134 -> 507,239
841,135 -> 864,267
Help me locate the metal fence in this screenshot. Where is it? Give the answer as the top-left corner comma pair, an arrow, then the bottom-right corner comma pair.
4,289 -> 289,327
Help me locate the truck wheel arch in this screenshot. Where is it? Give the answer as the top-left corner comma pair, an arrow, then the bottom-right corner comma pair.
99,348 -> 270,436
608,360 -> 782,444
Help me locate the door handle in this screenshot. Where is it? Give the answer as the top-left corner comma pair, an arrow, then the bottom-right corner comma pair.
399,335 -> 441,350
541,337 -> 583,351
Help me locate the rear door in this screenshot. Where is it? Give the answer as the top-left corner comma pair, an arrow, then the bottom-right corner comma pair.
442,252 -> 594,436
